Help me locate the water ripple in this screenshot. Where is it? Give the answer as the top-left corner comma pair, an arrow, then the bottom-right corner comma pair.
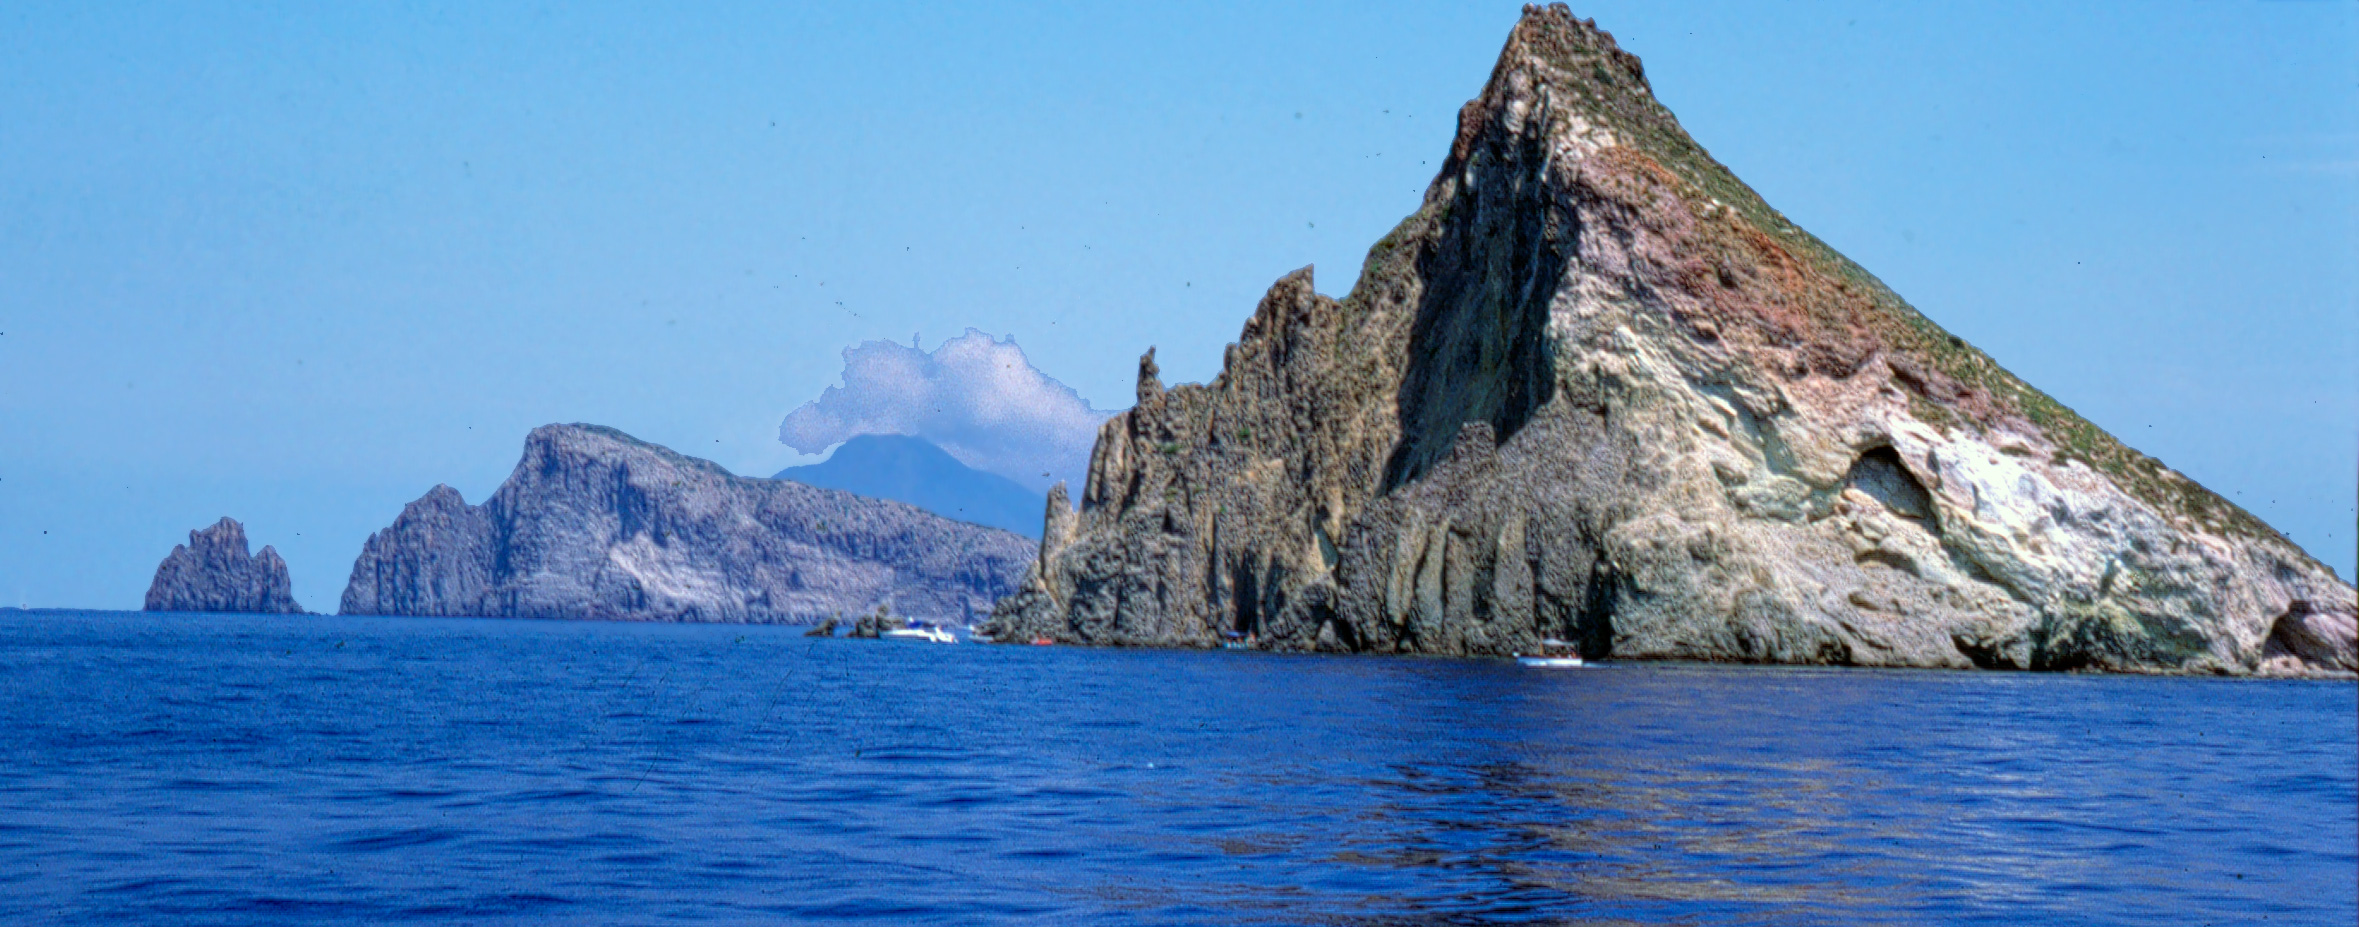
0,609 -> 2348,926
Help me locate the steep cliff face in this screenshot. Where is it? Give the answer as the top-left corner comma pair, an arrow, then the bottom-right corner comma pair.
144,517 -> 305,614
986,5 -> 2357,676
341,424 -> 1033,623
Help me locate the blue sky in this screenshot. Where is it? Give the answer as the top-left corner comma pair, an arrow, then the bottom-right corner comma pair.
1,1 -> 2352,609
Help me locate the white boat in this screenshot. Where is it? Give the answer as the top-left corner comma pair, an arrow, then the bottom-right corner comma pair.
1514,638 -> 1585,668
883,622 -> 957,643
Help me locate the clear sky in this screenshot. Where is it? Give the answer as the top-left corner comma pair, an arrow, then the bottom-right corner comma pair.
2,1 -> 2352,610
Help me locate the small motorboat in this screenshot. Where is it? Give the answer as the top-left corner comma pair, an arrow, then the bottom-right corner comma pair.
883,621 -> 957,644
1514,638 -> 1586,668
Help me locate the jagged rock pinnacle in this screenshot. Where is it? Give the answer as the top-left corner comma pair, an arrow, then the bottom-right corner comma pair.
144,517 -> 305,614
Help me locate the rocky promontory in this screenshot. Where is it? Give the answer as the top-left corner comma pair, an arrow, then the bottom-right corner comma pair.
340,424 -> 1034,623
985,6 -> 2356,676
144,517 -> 305,614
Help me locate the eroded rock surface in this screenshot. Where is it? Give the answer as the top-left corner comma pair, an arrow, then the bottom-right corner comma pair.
986,5 -> 2356,676
144,517 -> 304,614
341,424 -> 1033,623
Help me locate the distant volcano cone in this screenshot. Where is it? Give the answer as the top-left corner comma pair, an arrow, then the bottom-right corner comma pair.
984,5 -> 2355,675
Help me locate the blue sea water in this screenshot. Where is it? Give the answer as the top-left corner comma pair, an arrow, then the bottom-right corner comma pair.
0,610 -> 2350,926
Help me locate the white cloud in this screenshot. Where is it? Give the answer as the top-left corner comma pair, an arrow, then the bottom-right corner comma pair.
779,330 -> 1114,492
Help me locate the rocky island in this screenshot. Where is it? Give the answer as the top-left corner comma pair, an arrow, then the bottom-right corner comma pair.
340,423 -> 1033,623
985,5 -> 2357,676
144,517 -> 305,614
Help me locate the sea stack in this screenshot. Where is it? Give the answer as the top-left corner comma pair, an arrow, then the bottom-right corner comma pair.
340,424 -> 1033,622
144,517 -> 305,614
984,5 -> 2357,676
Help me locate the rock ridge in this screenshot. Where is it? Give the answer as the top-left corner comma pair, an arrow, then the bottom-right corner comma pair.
341,423 -> 1034,623
983,5 -> 2357,676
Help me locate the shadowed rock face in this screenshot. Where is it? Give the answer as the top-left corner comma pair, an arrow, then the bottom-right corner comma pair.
985,5 -> 2357,676
144,518 -> 304,614
340,424 -> 1033,623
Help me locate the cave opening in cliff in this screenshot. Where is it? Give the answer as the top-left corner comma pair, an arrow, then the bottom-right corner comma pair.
1571,556 -> 1619,660
1230,561 -> 1260,637
1844,446 -> 1934,525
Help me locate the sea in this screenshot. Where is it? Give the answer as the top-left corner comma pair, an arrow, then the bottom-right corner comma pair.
0,609 -> 2350,926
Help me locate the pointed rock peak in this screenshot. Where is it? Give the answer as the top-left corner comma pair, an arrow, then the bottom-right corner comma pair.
1417,7 -> 2273,546
1241,267 -> 1319,339
1500,4 -> 1650,96
1136,348 -> 1163,405
194,517 -> 251,552
1042,481 -> 1078,549
1448,4 -> 1802,268
1459,4 -> 1668,151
